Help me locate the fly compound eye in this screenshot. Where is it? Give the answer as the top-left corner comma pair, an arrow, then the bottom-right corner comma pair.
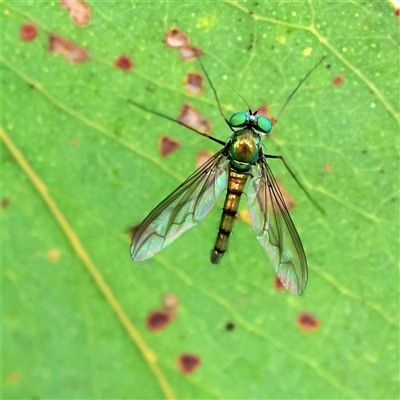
257,116 -> 272,134
229,112 -> 248,127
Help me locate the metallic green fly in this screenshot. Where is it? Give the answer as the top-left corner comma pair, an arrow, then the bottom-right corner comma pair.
130,56 -> 325,295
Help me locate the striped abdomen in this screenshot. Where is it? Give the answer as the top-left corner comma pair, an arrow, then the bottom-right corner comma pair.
210,168 -> 250,264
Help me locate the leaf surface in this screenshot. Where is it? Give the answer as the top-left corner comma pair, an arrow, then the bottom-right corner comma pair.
2,1 -> 399,399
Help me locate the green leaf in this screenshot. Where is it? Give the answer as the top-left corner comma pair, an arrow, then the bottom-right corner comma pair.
2,1 -> 398,399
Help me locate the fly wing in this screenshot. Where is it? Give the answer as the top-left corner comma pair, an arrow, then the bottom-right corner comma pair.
247,159 -> 308,295
131,149 -> 228,261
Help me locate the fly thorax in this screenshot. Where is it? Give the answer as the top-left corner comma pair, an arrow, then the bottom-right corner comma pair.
229,130 -> 260,171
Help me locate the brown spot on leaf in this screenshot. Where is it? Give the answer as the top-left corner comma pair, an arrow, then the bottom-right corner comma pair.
2,198 -> 10,209
20,23 -> 38,42
184,72 -> 203,94
256,105 -> 276,125
60,0 -> 91,27
165,27 -> 189,48
276,179 -> 295,210
196,150 -> 213,169
332,75 -> 344,86
49,33 -> 89,64
159,136 -> 181,157
178,353 -> 201,375
162,294 -> 178,310
324,162 -> 332,172
146,294 -> 179,331
297,312 -> 321,331
395,8 -> 400,17
128,224 -> 140,241
146,311 -> 170,332
274,276 -> 285,291
47,249 -> 60,262
8,372 -> 20,383
165,27 -> 203,61
162,294 -> 179,321
114,55 -> 134,71
178,103 -> 211,134
179,45 -> 204,61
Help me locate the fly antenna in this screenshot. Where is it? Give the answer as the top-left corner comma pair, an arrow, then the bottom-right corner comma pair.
128,99 -> 226,146
194,49 -> 232,130
275,56 -> 326,123
226,83 -> 253,115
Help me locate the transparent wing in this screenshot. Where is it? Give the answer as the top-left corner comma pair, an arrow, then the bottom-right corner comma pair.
131,149 -> 228,261
247,158 -> 308,295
